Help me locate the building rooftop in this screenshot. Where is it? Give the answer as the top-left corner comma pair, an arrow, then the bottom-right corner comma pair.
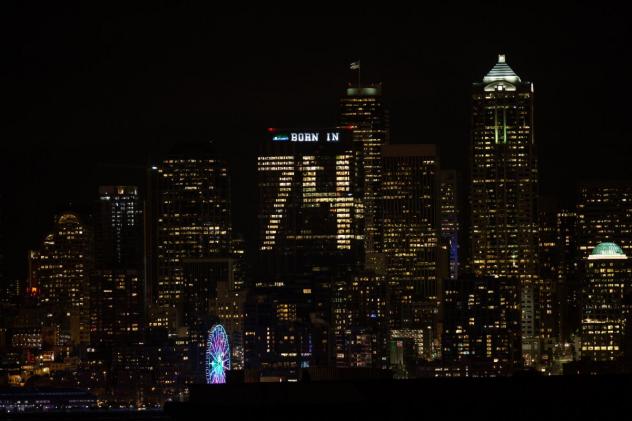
345,85 -> 382,96
483,54 -> 521,85
588,242 -> 627,260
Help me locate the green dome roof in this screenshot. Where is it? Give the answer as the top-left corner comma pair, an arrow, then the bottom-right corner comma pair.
589,242 -> 627,260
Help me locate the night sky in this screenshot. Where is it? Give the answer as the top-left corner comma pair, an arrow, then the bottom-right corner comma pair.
2,4 -> 632,279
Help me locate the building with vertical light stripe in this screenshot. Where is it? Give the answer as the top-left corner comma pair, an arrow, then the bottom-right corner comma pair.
470,54 -> 538,363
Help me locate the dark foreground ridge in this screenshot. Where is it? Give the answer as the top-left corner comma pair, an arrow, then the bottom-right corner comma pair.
167,375 -> 632,420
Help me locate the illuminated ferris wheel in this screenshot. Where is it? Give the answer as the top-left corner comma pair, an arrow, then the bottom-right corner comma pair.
206,324 -> 231,384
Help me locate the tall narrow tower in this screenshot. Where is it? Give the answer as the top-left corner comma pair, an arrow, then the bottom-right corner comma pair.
91,186 -> 144,345
381,144 -> 440,360
439,170 -> 460,280
470,54 -> 539,363
340,84 -> 389,267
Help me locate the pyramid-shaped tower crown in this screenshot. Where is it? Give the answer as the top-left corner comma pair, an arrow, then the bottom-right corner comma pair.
483,54 -> 521,84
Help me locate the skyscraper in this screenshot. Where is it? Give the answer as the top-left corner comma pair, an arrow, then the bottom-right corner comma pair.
30,212 -> 92,344
153,144 -> 232,328
537,201 -> 561,364
439,170 -> 459,280
247,127 -> 363,373
340,84 -> 389,267
581,242 -> 631,362
556,210 -> 581,342
470,54 -> 539,362
90,186 -> 143,346
538,203 -> 558,288
94,186 -> 143,269
381,144 -> 440,359
256,128 -> 363,258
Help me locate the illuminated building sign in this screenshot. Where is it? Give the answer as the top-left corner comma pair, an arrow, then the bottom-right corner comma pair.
270,130 -> 342,143
258,153 -> 356,251
258,127 -> 359,252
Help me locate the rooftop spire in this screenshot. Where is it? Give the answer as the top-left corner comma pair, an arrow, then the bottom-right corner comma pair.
483,54 -> 521,84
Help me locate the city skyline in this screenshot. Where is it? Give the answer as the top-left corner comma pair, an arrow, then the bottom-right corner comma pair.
3,5 -> 632,415
3,5 -> 632,280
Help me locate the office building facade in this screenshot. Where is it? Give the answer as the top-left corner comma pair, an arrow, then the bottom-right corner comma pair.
381,144 -> 440,360
470,54 -> 539,362
442,276 -> 522,374
29,212 -> 92,344
581,242 -> 631,361
90,186 -> 144,346
154,144 -> 232,327
248,127 -> 363,372
576,182 -> 632,259
340,85 -> 389,264
439,170 -> 459,280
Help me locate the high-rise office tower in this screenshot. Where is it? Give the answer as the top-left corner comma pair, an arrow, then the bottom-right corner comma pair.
442,276 -> 522,374
145,166 -> 160,318
439,170 -> 459,280
538,201 -> 559,345
29,212 -> 92,344
576,182 -> 632,259
154,144 -> 232,327
90,186 -> 143,345
574,182 -> 632,359
247,128 -> 363,373
581,242 -> 631,361
94,186 -> 143,269
470,54 -> 539,363
381,144 -> 440,358
340,84 -> 389,267
556,211 -> 581,342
